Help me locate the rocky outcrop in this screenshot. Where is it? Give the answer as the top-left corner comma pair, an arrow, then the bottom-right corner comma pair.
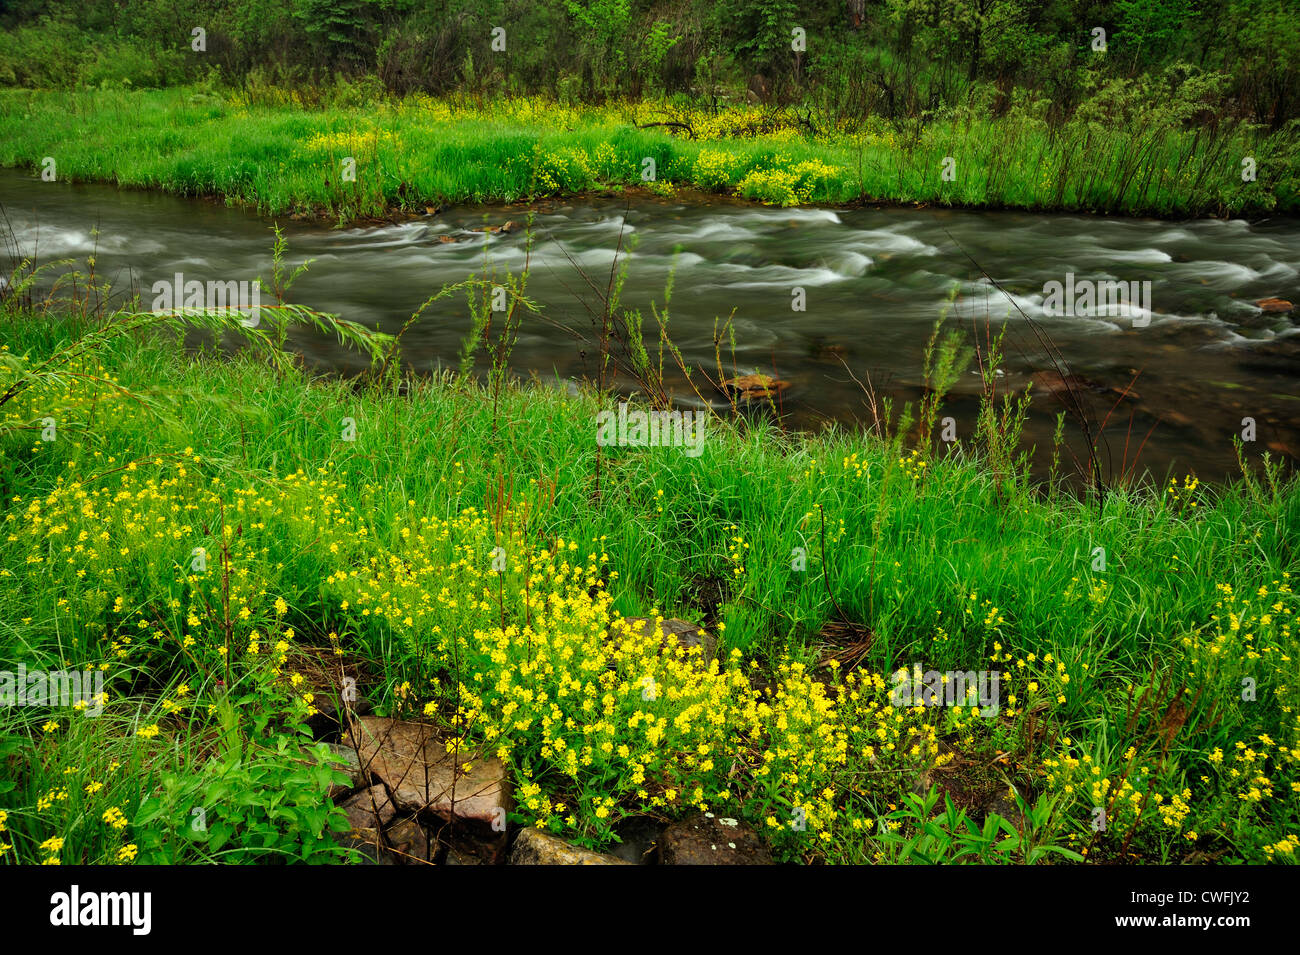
327,719 -> 785,866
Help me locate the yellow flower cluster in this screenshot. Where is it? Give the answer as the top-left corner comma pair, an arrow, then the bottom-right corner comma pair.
1037,578 -> 1299,858
898,448 -> 927,481
1166,473 -> 1201,510
302,127 -> 402,155
18,760 -> 135,865
0,352 -> 128,456
693,148 -> 737,191
737,158 -> 840,206
725,523 -> 748,578
321,504 -> 960,848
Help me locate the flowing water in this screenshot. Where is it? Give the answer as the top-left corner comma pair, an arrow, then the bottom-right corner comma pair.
3,169 -> 1298,483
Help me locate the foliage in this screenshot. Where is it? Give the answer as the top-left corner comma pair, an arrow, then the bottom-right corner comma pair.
1,295 -> 1296,863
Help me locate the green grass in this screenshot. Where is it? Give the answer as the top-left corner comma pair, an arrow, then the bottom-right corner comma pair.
0,86 -> 1296,221
1,304 -> 1297,865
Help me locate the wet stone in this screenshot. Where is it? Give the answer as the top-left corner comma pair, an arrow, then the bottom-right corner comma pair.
658,813 -> 773,865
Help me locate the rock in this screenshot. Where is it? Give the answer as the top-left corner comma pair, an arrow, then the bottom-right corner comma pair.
1030,370 -> 1097,396
340,784 -> 397,831
812,342 -> 847,360
607,816 -> 663,864
349,716 -> 511,827
437,234 -> 467,244
658,813 -> 773,865
722,373 -> 789,401
336,825 -> 384,864
984,788 -> 1028,831
619,616 -> 716,663
443,827 -> 510,865
384,817 -> 436,865
324,743 -> 367,800
444,847 -> 488,865
1255,297 -> 1293,313
510,828 -> 634,865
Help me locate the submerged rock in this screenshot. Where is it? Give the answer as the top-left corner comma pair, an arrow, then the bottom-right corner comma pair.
1029,370 -> 1140,402
722,373 -> 790,401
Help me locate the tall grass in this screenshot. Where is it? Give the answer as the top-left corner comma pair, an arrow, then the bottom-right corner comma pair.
0,87 -> 1294,220
2,291 -> 1296,862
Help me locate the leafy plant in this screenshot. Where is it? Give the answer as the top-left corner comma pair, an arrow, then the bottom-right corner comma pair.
875,788 -> 1085,864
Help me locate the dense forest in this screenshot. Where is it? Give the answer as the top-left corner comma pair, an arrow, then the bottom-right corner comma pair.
1,0 -> 1297,129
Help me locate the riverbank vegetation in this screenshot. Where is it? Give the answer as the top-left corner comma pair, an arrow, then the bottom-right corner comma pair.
1,249 -> 1296,864
1,1 -> 1299,218
2,84 -> 1295,220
